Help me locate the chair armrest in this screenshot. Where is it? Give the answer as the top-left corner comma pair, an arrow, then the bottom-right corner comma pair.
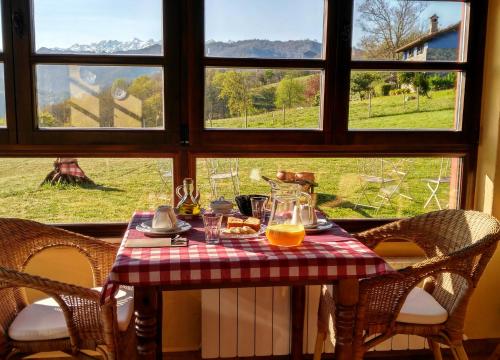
0,266 -> 112,349
0,266 -> 100,301
353,219 -> 410,249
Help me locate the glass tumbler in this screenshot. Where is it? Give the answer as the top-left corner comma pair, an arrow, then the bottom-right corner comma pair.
202,213 -> 223,244
250,196 -> 268,224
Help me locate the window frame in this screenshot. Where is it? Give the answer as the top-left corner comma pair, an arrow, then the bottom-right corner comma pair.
0,0 -> 489,233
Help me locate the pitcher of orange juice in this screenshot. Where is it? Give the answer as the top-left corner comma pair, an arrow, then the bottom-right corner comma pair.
266,184 -> 313,247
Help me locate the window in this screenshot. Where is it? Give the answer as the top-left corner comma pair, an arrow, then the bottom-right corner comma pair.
0,158 -> 174,223
9,0 -> 179,144
351,0 -> 468,62
0,0 -> 488,227
196,157 -> 461,219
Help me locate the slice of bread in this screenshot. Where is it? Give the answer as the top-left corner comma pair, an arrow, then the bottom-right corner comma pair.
243,217 -> 261,231
227,217 -> 244,228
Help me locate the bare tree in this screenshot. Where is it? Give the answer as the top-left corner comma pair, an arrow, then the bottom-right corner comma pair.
357,0 -> 428,60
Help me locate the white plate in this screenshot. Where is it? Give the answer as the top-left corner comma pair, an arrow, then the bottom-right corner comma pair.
136,220 -> 192,236
304,219 -> 334,234
220,225 -> 266,239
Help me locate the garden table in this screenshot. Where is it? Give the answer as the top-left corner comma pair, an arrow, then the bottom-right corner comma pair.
102,212 -> 393,360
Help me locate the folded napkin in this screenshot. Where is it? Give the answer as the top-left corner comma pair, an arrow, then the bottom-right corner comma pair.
125,237 -> 188,248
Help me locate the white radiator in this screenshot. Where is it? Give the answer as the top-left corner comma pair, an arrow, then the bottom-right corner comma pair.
201,258 -> 433,358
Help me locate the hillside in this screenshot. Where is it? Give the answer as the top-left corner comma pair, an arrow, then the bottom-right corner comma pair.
205,39 -> 322,59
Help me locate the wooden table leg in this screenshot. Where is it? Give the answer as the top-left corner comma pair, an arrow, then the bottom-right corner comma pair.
291,285 -> 306,360
135,286 -> 161,360
335,278 -> 360,360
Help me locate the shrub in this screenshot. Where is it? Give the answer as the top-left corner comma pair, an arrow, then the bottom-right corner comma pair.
390,88 -> 410,96
380,84 -> 392,96
429,73 -> 456,90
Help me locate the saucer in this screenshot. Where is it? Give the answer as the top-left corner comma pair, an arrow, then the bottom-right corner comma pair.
136,220 -> 192,236
304,219 -> 334,234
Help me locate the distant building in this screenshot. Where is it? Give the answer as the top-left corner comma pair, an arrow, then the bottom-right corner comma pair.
396,15 -> 460,61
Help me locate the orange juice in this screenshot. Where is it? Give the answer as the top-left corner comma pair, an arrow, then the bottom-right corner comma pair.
266,224 -> 305,247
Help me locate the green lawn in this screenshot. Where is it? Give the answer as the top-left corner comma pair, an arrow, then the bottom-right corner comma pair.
207,89 -> 456,129
0,157 -> 453,223
196,158 -> 453,220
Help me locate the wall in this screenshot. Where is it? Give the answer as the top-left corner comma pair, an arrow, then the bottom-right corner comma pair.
469,0 -> 500,339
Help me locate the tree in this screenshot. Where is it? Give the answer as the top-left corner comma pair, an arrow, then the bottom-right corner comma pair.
398,72 -> 430,111
357,0 -> 427,60
252,87 -> 276,113
304,75 -> 321,106
214,71 -> 255,127
351,72 -> 377,117
275,75 -> 304,125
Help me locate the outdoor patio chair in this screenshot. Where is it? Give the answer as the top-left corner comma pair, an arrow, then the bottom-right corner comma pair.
158,159 -> 173,186
205,158 -> 240,199
354,158 -> 395,211
423,158 -> 451,210
0,218 -> 135,360
314,209 -> 500,360
374,159 -> 414,213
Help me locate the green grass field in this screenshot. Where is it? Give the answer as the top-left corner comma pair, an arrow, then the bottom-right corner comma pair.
206,89 -> 456,129
0,157 -> 454,223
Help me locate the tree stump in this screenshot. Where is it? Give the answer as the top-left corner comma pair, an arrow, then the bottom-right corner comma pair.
42,158 -> 95,186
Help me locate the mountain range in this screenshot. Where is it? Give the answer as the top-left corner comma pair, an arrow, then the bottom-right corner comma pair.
37,38 -> 324,59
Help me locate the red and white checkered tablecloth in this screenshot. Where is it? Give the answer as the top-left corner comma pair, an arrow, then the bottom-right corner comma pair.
101,212 -> 393,303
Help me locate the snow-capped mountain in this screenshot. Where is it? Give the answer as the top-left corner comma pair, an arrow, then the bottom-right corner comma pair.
37,38 -> 162,55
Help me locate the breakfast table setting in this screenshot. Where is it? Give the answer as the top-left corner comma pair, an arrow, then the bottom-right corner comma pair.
101,176 -> 394,360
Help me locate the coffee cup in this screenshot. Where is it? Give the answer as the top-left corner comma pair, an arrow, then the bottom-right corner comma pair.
152,205 -> 178,229
210,197 -> 233,214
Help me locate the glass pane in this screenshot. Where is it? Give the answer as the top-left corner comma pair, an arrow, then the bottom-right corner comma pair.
348,71 -> 463,130
205,68 -> 323,129
352,0 -> 468,61
0,4 -> 3,52
205,0 -> 325,59
196,157 -> 461,219
0,63 -> 5,127
36,65 -> 164,129
34,0 -> 163,55
0,158 -> 173,223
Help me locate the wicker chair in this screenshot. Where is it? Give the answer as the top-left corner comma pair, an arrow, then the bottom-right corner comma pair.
0,218 -> 135,360
314,210 -> 500,360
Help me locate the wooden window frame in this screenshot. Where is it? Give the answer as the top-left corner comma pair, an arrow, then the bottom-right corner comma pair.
0,0 -> 489,235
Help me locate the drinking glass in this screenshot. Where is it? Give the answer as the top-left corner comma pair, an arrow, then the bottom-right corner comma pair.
251,196 -> 268,224
202,213 -> 223,244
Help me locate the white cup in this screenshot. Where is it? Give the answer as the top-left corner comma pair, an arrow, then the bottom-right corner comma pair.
152,206 -> 178,229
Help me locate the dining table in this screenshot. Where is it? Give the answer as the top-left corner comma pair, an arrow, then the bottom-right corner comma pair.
102,212 -> 393,360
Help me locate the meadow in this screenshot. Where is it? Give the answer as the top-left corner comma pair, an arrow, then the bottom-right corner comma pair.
206,89 -> 456,129
0,156 -> 454,223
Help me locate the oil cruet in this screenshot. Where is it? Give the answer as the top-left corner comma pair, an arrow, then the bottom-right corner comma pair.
265,183 -> 314,247
175,178 -> 201,216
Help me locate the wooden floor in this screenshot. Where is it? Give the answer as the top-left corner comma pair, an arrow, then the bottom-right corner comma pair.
161,351 -> 491,360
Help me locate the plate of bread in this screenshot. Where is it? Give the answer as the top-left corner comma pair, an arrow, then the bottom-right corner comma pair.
221,216 -> 266,239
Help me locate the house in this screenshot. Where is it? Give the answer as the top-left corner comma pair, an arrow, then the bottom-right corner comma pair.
397,15 -> 460,61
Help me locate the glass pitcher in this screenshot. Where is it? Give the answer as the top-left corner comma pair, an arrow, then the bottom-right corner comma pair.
265,183 -> 314,247
175,178 -> 201,216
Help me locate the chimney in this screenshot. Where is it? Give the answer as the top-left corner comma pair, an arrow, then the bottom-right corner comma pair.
429,14 -> 439,33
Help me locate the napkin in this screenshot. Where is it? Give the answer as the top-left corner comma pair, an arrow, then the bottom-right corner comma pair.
124,237 -> 188,248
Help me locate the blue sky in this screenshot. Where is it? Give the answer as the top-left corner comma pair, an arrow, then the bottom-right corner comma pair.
34,0 -> 464,49
34,0 -> 163,49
